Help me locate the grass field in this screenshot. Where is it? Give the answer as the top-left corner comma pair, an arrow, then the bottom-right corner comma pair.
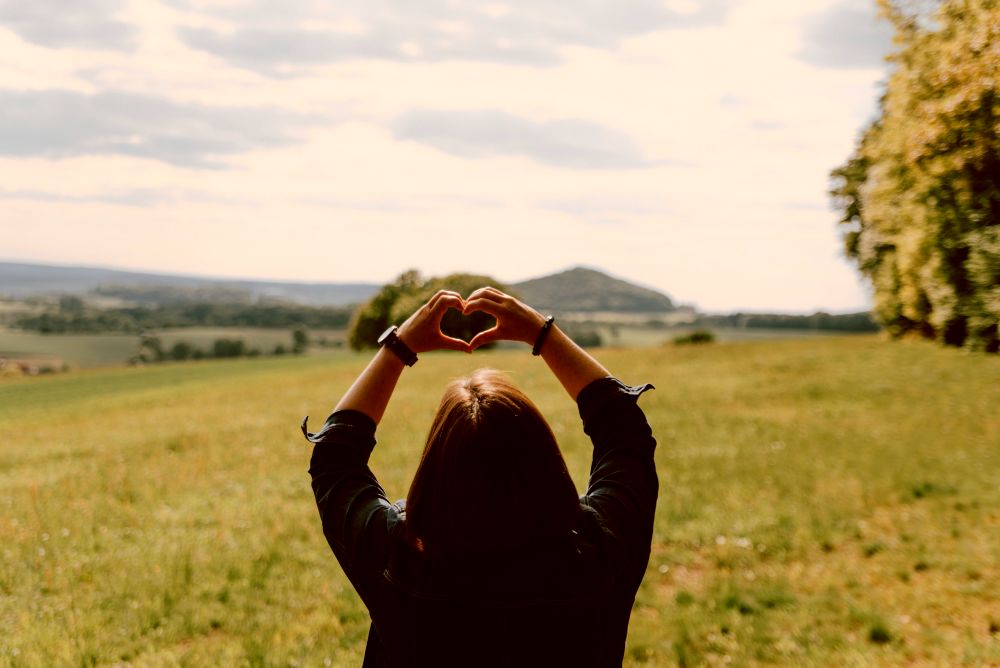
0,325 -> 847,369
0,328 -> 346,369
1,337 -> 997,666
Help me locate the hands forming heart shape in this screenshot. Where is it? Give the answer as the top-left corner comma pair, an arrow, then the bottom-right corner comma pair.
397,287 -> 548,354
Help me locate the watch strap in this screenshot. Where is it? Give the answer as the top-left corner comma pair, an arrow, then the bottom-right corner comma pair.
379,326 -> 418,366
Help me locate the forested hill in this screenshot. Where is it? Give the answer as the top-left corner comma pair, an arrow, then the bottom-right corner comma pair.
512,267 -> 675,313
1,262 -> 675,313
0,261 -> 379,307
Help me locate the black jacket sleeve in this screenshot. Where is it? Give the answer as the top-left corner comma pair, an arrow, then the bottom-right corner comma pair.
303,410 -> 401,602
577,377 -> 658,587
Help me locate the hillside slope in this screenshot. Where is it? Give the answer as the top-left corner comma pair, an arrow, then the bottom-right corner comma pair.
0,262 -> 379,306
512,266 -> 674,313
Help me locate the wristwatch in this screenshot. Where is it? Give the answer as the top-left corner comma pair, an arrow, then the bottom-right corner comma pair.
378,325 -> 418,366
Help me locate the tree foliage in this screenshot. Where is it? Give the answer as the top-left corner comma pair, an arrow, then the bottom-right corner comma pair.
14,301 -> 351,334
831,0 -> 999,352
348,270 -> 507,350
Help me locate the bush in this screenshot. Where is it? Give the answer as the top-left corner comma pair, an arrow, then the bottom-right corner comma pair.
565,327 -> 602,348
213,339 -> 246,358
169,341 -> 195,361
673,330 -> 715,345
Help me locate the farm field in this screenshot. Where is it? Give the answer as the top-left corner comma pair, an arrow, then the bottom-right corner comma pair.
0,327 -> 346,369
0,324 -> 849,369
595,325 -> 856,347
0,337 -> 997,666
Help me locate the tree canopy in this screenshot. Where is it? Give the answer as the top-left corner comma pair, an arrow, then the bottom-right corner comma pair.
348,271 -> 506,350
831,0 -> 999,352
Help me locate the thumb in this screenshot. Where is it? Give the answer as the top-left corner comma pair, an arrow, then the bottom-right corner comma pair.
468,327 -> 501,351
439,335 -> 472,353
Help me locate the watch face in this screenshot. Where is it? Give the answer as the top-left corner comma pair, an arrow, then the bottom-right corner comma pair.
378,326 -> 398,345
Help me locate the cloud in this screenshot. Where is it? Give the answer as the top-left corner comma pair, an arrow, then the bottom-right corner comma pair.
392,109 -> 651,170
0,90 -> 322,168
175,0 -> 731,74
0,187 -> 250,207
798,0 -> 894,70
537,196 -> 668,226
539,196 -> 669,219
0,0 -> 137,50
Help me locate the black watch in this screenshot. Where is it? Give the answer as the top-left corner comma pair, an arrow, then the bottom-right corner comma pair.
378,326 -> 418,366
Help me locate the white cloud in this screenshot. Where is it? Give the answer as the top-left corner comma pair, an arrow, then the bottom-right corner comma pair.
0,89 -> 324,167
0,0 -> 137,50
0,0 -> 887,312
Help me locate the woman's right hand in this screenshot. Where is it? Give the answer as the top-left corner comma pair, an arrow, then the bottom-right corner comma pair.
397,290 -> 471,353
463,287 -> 547,351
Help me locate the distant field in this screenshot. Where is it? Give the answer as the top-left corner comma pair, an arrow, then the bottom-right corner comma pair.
0,329 -> 138,368
596,325 -> 857,347
0,327 -> 346,369
1,338 -> 997,666
0,324 -> 849,369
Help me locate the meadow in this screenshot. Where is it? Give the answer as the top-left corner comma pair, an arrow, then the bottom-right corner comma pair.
0,324 -> 839,369
0,337 -> 997,666
0,328 -> 346,369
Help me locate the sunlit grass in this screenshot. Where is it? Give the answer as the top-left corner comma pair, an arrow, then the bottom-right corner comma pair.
1,338 -> 997,666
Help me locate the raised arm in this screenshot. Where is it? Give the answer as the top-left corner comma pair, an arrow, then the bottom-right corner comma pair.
333,290 -> 469,423
464,287 -> 657,584
303,290 -> 471,599
463,286 -> 609,399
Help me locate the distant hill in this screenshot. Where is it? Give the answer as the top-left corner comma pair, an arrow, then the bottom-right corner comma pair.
512,267 -> 675,313
0,261 -> 379,307
1,261 -> 677,313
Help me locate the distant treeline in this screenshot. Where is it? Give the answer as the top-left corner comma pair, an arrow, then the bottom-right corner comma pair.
131,331 -> 308,364
14,296 -> 353,334
94,283 -> 255,305
694,311 -> 879,332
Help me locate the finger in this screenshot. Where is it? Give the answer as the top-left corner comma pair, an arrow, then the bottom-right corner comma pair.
468,326 -> 502,351
431,294 -> 465,318
437,335 -> 472,353
427,290 -> 463,310
465,287 -> 506,304
462,297 -> 504,317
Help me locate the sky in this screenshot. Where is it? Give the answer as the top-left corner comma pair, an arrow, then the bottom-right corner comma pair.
0,0 -> 896,312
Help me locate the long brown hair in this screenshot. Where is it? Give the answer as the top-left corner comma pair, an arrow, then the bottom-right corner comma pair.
405,368 -> 580,557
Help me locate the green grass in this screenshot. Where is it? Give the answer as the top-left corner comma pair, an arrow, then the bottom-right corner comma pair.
0,329 -> 139,368
1,338 -> 997,666
0,327 -> 345,369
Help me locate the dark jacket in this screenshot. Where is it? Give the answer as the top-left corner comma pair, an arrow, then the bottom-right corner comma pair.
303,377 -> 657,667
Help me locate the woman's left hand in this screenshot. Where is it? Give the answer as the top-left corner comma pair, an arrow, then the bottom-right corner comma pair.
397,290 -> 471,354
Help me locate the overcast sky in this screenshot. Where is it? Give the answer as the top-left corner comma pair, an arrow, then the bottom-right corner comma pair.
0,0 -> 894,312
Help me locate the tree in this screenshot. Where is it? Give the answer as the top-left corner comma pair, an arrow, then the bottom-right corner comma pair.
134,332 -> 165,363
58,295 -> 85,315
169,341 -> 195,361
348,270 -> 509,350
213,338 -> 246,358
347,270 -> 417,351
831,0 -> 999,352
292,327 -> 309,354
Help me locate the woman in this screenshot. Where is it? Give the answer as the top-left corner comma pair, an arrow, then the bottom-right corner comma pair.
303,287 -> 657,667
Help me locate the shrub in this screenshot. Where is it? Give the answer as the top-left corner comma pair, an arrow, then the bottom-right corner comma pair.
673,330 -> 715,345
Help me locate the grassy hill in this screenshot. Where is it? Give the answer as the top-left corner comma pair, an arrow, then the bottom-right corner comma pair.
513,266 -> 675,313
2,338 -> 996,666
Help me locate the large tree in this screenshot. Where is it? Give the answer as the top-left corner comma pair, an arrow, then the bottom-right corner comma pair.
831,0 -> 999,352
348,270 -> 506,351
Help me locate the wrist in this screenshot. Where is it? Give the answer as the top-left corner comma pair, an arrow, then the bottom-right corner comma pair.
378,325 -> 418,366
531,315 -> 556,355
520,311 -> 547,345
